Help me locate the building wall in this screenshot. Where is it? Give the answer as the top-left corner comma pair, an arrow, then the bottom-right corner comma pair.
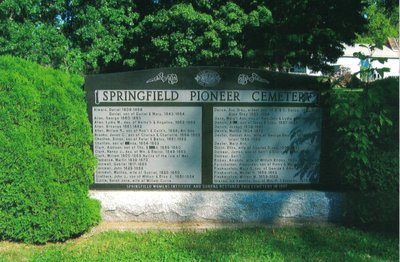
376,58 -> 399,78
304,57 -> 399,80
336,56 -> 399,79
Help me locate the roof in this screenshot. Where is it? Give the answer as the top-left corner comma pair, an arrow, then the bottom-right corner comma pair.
387,37 -> 399,51
342,43 -> 399,59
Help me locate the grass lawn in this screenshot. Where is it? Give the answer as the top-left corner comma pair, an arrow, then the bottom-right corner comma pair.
0,225 -> 398,261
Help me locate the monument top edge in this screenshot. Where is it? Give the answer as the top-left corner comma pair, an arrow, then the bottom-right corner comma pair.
85,66 -> 323,91
85,66 -> 322,78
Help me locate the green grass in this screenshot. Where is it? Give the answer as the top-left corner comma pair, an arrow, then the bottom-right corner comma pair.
0,225 -> 398,261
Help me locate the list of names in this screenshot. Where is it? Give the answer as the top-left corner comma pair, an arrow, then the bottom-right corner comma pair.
213,107 -> 321,184
93,106 -> 202,184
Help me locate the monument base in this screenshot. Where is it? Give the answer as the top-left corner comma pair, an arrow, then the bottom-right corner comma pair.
90,191 -> 345,225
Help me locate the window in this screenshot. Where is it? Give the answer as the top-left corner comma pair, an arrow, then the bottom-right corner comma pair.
289,64 -> 306,74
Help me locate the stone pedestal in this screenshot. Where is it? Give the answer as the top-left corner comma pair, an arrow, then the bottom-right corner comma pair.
90,191 -> 345,225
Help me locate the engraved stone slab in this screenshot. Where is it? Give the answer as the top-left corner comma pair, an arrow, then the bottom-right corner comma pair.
213,107 -> 321,184
85,67 -> 322,189
93,106 -> 202,184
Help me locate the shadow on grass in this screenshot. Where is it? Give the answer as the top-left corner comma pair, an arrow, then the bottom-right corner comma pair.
3,225 -> 393,261
167,226 -> 398,261
266,226 -> 397,261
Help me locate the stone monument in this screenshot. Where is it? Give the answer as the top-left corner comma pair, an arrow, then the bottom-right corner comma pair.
85,67 -> 344,224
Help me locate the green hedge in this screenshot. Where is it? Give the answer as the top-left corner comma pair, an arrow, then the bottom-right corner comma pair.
325,77 -> 399,231
0,56 -> 100,243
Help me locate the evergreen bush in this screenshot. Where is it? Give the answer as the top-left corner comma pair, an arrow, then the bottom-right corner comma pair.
0,56 -> 100,243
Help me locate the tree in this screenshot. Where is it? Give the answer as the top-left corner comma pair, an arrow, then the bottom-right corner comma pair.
0,0 -> 366,74
63,0 -> 140,73
133,1 -> 365,72
261,0 -> 366,72
0,0 -> 80,72
133,3 -> 215,68
356,1 -> 399,45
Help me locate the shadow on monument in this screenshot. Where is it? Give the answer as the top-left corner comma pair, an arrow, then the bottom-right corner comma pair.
161,190 -> 344,229
166,106 -> 343,228
283,107 -> 321,183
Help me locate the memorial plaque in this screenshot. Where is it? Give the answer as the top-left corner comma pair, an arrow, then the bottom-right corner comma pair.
93,106 -> 202,184
85,67 -> 322,190
213,107 -> 321,184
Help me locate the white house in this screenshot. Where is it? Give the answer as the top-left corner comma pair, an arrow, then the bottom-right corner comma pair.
335,42 -> 399,79
290,39 -> 400,80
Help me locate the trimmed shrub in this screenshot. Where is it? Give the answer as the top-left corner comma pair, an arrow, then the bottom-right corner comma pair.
0,56 -> 100,243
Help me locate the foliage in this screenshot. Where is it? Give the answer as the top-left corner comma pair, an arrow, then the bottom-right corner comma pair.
259,0 -> 365,72
63,0 -> 140,73
327,78 -> 398,191
0,56 -> 100,243
1,0 -> 365,74
356,1 -> 399,45
353,45 -> 390,82
326,77 -> 399,230
134,3 -> 216,68
0,225 -> 398,261
0,0 -> 81,73
133,2 -> 273,69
